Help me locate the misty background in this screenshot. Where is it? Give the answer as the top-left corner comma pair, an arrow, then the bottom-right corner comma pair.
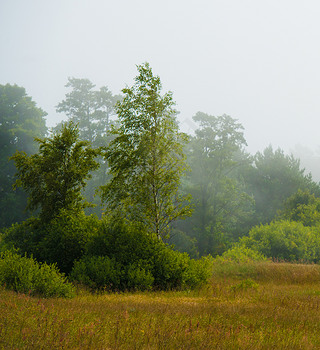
1,0 -> 320,177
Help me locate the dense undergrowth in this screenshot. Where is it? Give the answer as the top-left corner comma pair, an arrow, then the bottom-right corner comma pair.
0,251 -> 74,298
0,216 -> 213,295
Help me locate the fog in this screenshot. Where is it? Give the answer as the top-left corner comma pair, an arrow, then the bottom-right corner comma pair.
1,0 -> 320,156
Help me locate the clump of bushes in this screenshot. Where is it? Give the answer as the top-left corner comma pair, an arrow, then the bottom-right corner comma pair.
221,190 -> 320,264
2,214 -> 214,293
70,219 -> 213,291
3,210 -> 99,274
70,256 -> 154,291
240,220 -> 320,263
217,244 -> 266,263
0,251 -> 74,298
211,245 -> 265,280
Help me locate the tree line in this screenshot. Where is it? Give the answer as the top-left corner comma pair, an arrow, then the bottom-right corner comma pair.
1,63 -> 320,277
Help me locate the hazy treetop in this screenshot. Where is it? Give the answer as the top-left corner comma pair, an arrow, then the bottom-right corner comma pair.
1,0 -> 320,153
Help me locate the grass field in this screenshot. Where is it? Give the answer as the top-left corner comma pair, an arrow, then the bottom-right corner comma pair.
2,261 -> 320,349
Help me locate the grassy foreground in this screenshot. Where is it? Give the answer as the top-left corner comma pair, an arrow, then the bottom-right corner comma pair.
2,261 -> 320,349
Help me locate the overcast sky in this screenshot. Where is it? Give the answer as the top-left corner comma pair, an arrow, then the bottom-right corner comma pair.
1,0 -> 320,154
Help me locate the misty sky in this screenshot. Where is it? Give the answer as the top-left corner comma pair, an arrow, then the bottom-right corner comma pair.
1,0 -> 320,154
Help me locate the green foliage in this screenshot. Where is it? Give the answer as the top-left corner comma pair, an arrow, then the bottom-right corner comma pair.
179,112 -> 253,255
168,229 -> 199,259
86,218 -> 159,265
36,210 -> 100,273
240,220 -> 320,262
56,77 -> 120,145
11,121 -> 101,222
151,246 -> 191,290
2,217 -> 43,257
70,255 -> 123,290
56,78 -> 121,217
218,244 -> 266,263
178,255 -> 214,289
211,245 -> 266,280
242,146 -> 320,226
125,263 -> 155,291
101,63 -> 192,239
0,251 -> 74,298
150,244 -> 213,290
0,84 -> 47,228
278,190 -> 320,226
3,211 -> 99,274
72,219 -> 212,291
70,256 -> 154,291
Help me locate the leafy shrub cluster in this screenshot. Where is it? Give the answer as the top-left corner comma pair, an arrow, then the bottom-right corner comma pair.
70,219 -> 213,291
0,251 -> 74,298
239,220 -> 320,263
3,210 -> 98,273
70,256 -> 154,291
2,216 -> 213,292
279,190 -> 320,226
218,191 -> 320,263
217,244 -> 266,263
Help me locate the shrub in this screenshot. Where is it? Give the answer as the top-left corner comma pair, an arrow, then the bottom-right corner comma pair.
151,246 -> 190,290
2,217 -> 43,257
218,244 -> 266,263
125,263 -> 154,291
150,244 -> 212,290
37,210 -> 100,273
0,251 -> 74,298
240,220 -> 320,262
3,211 -> 99,274
70,255 -> 123,291
86,219 -> 159,264
72,219 -> 213,291
181,256 -> 214,289
70,256 -> 154,291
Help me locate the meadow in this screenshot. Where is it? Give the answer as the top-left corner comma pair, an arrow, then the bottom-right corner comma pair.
1,261 -> 320,349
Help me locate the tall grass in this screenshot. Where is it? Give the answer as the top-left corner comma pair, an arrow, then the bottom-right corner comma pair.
2,261 -> 320,349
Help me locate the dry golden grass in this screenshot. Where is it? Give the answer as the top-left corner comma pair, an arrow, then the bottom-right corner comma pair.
2,261 -> 320,349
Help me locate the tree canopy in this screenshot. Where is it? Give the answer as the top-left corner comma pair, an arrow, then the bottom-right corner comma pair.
11,121 -> 101,222
242,146 -> 320,226
101,63 -> 192,239
0,84 -> 47,228
56,78 -> 121,216
179,112 -> 253,255
56,77 -> 120,146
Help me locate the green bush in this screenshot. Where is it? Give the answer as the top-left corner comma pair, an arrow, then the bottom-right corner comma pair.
37,210 -> 99,273
70,255 -> 123,290
70,256 -> 154,291
240,220 -> 320,262
218,244 -> 266,263
87,219 -> 158,264
151,248 -> 213,290
151,246 -> 190,290
72,219 -> 213,291
0,251 -> 74,298
181,256 -> 214,289
125,263 -> 154,291
3,210 -> 99,274
2,217 -> 43,257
